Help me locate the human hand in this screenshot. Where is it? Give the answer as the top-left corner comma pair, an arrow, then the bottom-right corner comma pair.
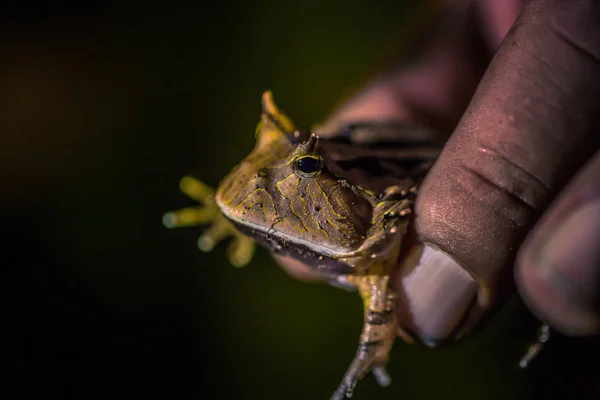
276,0 -> 600,343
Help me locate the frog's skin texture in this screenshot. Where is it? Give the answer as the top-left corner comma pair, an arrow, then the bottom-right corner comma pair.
163,91 -> 437,399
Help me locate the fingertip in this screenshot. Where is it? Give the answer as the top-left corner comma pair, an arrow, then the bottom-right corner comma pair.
516,214 -> 600,337
516,151 -> 600,337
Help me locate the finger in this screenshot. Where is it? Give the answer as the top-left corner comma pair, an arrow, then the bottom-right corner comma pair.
516,152 -> 600,336
318,0 -> 493,135
478,0 -> 525,49
413,0 -> 600,341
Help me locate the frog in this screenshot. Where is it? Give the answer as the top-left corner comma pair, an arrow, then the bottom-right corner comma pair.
162,91 -> 549,399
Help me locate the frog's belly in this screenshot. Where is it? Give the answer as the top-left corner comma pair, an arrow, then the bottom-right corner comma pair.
227,217 -> 355,275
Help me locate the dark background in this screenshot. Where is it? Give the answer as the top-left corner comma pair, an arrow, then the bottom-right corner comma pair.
3,1 -> 599,399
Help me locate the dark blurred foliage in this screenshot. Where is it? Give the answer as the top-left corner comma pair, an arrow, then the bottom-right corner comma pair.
2,1 -> 599,399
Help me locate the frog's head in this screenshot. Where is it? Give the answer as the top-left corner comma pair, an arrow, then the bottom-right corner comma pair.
215,92 -> 373,271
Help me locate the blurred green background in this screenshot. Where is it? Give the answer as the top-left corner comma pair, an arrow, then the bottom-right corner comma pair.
3,1 -> 599,399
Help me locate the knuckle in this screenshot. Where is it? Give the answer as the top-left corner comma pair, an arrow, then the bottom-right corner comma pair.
459,144 -> 550,215
446,164 -> 530,229
547,0 -> 600,64
424,138 -> 550,229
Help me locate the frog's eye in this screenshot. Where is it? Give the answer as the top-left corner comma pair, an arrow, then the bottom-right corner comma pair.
293,155 -> 324,178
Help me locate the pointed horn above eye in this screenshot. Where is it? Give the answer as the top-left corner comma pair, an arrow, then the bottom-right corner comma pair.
304,133 -> 319,153
260,91 -> 296,135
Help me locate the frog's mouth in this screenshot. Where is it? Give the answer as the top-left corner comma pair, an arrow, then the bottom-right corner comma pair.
226,217 -> 355,275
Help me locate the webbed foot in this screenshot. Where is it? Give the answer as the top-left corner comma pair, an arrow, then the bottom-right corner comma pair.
163,175 -> 255,267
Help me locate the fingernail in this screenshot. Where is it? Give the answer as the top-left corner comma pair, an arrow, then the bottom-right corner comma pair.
395,243 -> 478,345
534,199 -> 600,325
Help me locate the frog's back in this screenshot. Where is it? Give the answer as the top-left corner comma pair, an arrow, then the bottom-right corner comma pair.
311,121 -> 442,195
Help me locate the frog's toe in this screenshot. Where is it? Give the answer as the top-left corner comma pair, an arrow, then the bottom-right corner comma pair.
226,235 -> 255,267
179,175 -> 215,203
331,353 -> 374,399
331,375 -> 359,400
162,211 -> 179,228
162,207 -> 216,229
197,217 -> 232,251
330,381 -> 353,400
371,364 -> 391,387
197,234 -> 216,252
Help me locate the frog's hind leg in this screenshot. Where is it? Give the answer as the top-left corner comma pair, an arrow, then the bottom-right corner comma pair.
163,175 -> 255,267
331,272 -> 397,400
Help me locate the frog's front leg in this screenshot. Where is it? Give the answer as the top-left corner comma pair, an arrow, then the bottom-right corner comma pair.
162,175 -> 255,267
332,271 -> 397,400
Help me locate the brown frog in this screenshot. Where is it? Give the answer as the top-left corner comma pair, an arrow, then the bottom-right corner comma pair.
163,91 -> 548,399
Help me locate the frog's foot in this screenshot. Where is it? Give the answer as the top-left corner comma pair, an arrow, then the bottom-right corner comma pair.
331,344 -> 392,400
163,175 -> 255,267
518,323 -> 551,368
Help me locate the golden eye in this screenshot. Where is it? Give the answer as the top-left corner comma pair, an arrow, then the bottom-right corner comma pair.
293,155 -> 323,178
